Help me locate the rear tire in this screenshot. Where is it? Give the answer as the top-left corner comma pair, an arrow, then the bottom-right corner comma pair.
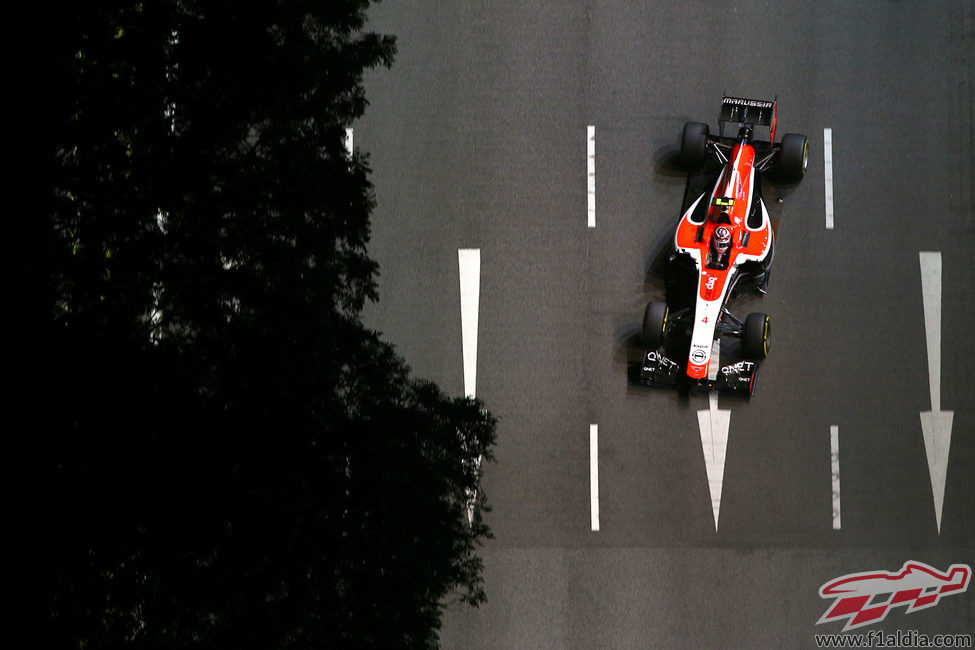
680,122 -> 709,170
742,312 -> 770,360
642,301 -> 669,349
778,133 -> 808,182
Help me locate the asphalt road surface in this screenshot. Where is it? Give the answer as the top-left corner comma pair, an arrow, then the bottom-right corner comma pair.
357,2 -> 975,647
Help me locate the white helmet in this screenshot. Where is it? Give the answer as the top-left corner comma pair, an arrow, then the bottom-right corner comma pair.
712,225 -> 732,255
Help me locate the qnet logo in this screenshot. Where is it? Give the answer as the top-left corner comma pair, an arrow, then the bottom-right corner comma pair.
817,561 -> 971,632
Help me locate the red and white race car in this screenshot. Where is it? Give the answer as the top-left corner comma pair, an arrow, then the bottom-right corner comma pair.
640,96 -> 807,397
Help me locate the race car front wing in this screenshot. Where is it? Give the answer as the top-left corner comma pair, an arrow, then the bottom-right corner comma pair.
640,349 -> 759,396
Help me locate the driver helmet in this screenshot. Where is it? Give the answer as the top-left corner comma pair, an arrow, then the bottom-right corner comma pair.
712,225 -> 732,255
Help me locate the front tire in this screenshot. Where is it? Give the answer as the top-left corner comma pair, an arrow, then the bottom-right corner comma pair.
642,301 -> 669,349
778,133 -> 808,182
680,122 -> 709,170
742,312 -> 770,360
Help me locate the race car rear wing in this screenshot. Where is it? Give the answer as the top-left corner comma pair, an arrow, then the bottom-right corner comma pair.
719,96 -> 778,143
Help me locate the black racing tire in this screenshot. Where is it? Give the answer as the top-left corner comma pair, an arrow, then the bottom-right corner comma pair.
679,121 -> 709,170
778,133 -> 808,182
742,312 -> 770,360
642,301 -> 669,349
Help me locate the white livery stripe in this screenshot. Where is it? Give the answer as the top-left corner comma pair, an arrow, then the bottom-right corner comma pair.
687,298 -> 725,374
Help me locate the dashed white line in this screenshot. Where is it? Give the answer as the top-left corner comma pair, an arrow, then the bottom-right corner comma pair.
590,424 -> 599,531
824,127 -> 834,229
830,425 -> 841,530
919,251 -> 954,534
587,125 -> 596,228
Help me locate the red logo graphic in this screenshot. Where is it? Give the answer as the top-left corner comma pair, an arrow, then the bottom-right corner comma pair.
817,561 -> 971,631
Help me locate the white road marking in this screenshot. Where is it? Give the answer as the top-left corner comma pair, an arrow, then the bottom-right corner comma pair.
919,251 -> 954,533
920,252 -> 944,412
824,127 -> 834,229
344,127 -> 354,158
459,249 -> 481,524
830,425 -> 841,530
697,340 -> 730,532
587,125 -> 596,228
590,424 -> 599,531
458,249 -> 480,399
707,339 -> 720,383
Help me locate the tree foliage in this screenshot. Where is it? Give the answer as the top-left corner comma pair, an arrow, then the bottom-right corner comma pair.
19,2 -> 495,647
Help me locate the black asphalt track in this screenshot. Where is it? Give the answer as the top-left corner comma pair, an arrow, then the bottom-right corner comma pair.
358,2 -> 975,646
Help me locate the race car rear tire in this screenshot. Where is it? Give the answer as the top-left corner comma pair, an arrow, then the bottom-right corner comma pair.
742,312 -> 770,360
680,122 -> 709,170
779,133 -> 808,182
642,301 -> 669,349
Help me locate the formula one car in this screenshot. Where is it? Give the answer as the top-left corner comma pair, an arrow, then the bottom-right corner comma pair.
639,96 -> 807,397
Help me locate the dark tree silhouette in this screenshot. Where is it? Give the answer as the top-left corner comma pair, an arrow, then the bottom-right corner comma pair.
18,2 -> 495,648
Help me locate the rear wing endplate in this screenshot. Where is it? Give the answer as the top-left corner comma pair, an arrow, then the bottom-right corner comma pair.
719,96 -> 778,143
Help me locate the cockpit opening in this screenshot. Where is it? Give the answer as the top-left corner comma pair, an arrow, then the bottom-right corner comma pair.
706,225 -> 733,270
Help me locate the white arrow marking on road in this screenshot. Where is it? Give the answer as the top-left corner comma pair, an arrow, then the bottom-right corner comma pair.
459,249 -> 480,399
590,424 -> 599,531
697,340 -> 730,532
824,127 -> 834,229
587,125 -> 596,228
459,249 -> 481,524
919,251 -> 954,534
